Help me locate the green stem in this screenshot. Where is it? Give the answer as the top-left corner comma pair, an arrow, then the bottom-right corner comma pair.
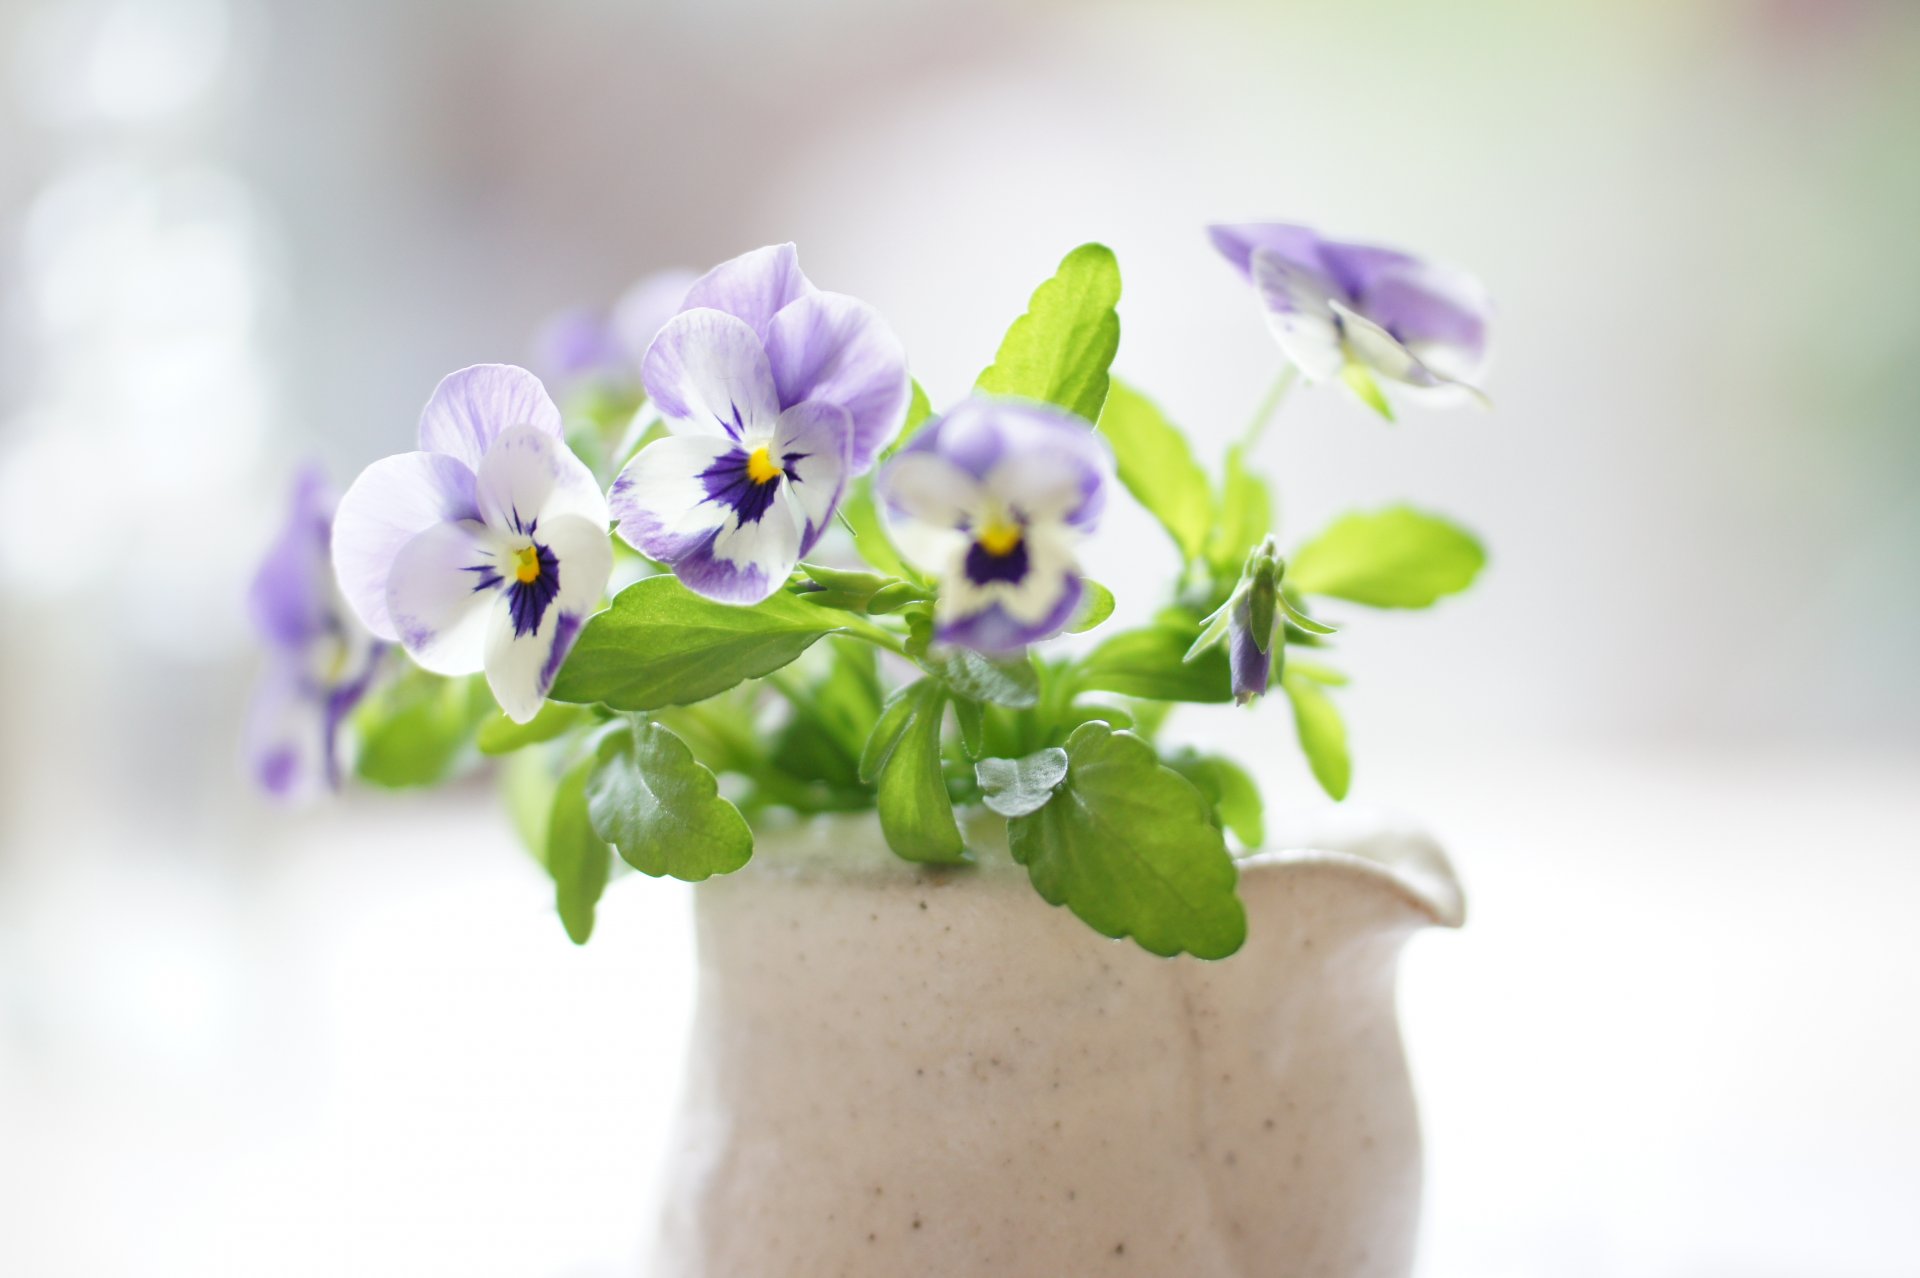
1239,364 -> 1298,451
836,614 -> 911,657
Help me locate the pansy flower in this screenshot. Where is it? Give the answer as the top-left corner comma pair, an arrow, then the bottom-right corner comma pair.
331,364 -> 613,723
608,244 -> 909,604
876,395 -> 1112,654
1209,222 -> 1492,415
246,466 -> 384,798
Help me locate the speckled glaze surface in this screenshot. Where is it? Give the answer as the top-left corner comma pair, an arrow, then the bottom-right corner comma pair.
647,809 -> 1464,1278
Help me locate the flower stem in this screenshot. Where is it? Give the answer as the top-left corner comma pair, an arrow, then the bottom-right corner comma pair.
1239,364 -> 1298,451
836,614 -> 911,658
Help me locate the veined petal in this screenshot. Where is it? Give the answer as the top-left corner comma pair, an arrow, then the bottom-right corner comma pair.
417,364 -> 563,471
875,450 -> 982,572
331,451 -> 479,641
608,434 -> 737,561
479,513 -> 612,722
1353,260 -> 1492,384
1331,299 -> 1488,404
774,400 -> 853,554
475,424 -> 609,536
384,519 -> 496,675
643,309 -> 782,441
673,496 -> 803,605
1251,249 -> 1345,382
764,290 -> 910,471
980,415 -> 1112,531
678,243 -> 812,341
938,576 -> 1083,656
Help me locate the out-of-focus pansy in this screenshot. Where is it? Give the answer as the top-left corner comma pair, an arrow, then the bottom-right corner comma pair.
533,269 -> 699,391
877,395 -> 1112,654
607,244 -> 909,604
331,364 -> 613,723
246,466 -> 384,798
1208,222 -> 1491,417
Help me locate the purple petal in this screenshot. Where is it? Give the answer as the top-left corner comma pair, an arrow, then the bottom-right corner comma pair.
773,399 -> 853,554
1228,597 -> 1273,704
1207,222 -> 1327,283
533,307 -> 628,384
904,396 -> 1111,528
416,364 -> 564,472
938,574 -> 1083,656
763,290 -> 909,471
668,531 -> 786,605
249,464 -> 336,650
1348,262 -> 1492,379
677,243 -> 813,342
642,309 -> 782,439
611,269 -> 699,362
608,434 -> 736,562
474,424 -> 609,537
1250,250 -> 1345,382
331,451 -> 479,641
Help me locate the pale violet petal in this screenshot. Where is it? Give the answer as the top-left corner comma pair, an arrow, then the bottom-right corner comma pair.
678,243 -> 812,340
611,268 -> 699,363
331,451 -> 478,641
608,434 -> 736,562
642,309 -> 783,441
764,290 -> 910,471
384,519 -> 495,675
774,400 -> 853,554
672,492 -> 803,605
1251,249 -> 1345,382
979,412 -> 1113,530
474,424 -> 609,537
875,450 -> 983,574
1331,299 -> 1489,405
416,364 -> 563,471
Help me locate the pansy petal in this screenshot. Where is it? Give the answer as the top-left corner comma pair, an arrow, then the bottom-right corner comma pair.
245,660 -> 325,801
979,411 -> 1113,531
475,424 -> 609,537
477,513 -> 612,723
674,496 -> 803,605
611,268 -> 699,363
1353,260 -> 1492,383
417,364 -> 563,471
608,434 -> 737,561
331,451 -> 479,641
249,465 -> 335,648
764,290 -> 910,471
678,243 -> 812,340
536,513 -> 615,616
384,519 -> 496,675
1331,299 -> 1489,404
875,450 -> 982,571
1251,249 -> 1345,382
938,576 -> 1083,656
642,309 -> 783,440
774,400 -> 853,554
1208,222 -> 1326,282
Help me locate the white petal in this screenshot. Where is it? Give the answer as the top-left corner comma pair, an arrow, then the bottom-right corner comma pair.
995,523 -> 1078,624
384,519 -> 495,675
774,400 -> 852,553
641,309 -> 782,441
480,515 -> 612,723
1251,249 -> 1345,382
475,424 -> 609,536
331,451 -> 478,641
538,514 -> 615,616
416,364 -> 563,472
608,434 -> 736,561
705,494 -> 803,592
1331,299 -> 1489,404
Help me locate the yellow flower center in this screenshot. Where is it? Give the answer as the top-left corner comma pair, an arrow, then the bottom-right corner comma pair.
745,445 -> 782,485
976,516 -> 1023,557
512,544 -> 543,584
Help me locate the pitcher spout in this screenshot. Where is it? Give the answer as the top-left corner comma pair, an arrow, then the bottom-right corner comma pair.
1250,804 -> 1466,931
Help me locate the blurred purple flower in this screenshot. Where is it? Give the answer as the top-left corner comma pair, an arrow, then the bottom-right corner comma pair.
533,269 -> 699,391
877,395 -> 1111,654
246,466 -> 384,798
330,365 -> 612,723
1209,222 -> 1492,416
607,244 -> 909,604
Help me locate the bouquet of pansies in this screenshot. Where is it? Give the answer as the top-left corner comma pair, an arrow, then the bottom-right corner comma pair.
248,225 -> 1491,959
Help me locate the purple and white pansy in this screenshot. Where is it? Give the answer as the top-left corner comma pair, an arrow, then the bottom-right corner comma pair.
877,395 -> 1112,655
1209,222 -> 1492,413
331,364 -> 613,723
608,244 -> 909,605
247,466 -> 384,798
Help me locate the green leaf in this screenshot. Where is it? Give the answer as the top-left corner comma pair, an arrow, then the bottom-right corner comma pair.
353,672 -> 494,788
586,718 -> 754,880
476,701 -> 590,755
858,679 -> 966,864
500,749 -> 561,864
975,243 -> 1122,423
1079,621 -> 1232,704
1286,658 -> 1349,686
1206,444 -> 1273,574
952,695 -> 986,759
1279,592 -> 1336,635
1097,379 -> 1214,562
1287,506 -> 1486,608
1165,750 -> 1265,848
1340,361 -> 1395,421
976,748 -> 1069,819
1067,579 -> 1115,633
1282,670 -> 1351,800
769,638 -> 884,790
840,478 -> 914,580
882,378 -> 935,458
1007,722 -> 1246,959
548,758 -> 613,943
550,576 -> 843,710
938,648 -> 1041,708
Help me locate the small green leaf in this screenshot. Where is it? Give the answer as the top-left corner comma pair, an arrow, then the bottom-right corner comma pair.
1097,379 -> 1214,562
587,718 -> 754,880
939,648 -> 1041,708
476,701 -> 590,755
1079,621 -> 1232,704
1206,444 -> 1274,574
1282,670 -> 1351,800
975,243 -> 1122,423
1340,361 -> 1395,421
548,758 -> 613,943
952,695 -> 986,759
866,581 -> 931,614
1007,722 -> 1246,959
976,748 -> 1069,818
1288,506 -> 1485,608
354,671 -> 494,788
858,679 -> 966,864
1279,593 -> 1336,635
551,576 -> 843,711
1165,750 -> 1265,848
1067,579 -> 1115,634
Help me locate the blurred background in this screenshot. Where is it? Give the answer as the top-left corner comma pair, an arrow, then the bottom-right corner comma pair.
2,0 -> 1917,1273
